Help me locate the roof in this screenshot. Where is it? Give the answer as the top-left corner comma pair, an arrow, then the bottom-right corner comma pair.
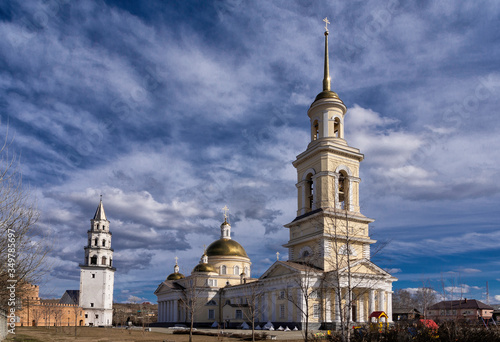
93,200 -> 107,220
369,311 -> 388,319
428,299 -> 493,311
206,238 -> 248,258
59,290 -> 79,305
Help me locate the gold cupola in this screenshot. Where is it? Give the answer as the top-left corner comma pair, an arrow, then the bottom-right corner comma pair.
166,258 -> 185,281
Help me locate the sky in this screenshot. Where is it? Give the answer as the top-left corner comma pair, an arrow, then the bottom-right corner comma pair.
1,0 -> 500,304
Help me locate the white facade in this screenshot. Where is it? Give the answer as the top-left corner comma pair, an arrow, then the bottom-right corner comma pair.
79,200 -> 115,326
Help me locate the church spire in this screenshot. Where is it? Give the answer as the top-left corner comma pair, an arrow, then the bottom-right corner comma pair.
93,196 -> 107,221
322,17 -> 331,92
314,17 -> 340,103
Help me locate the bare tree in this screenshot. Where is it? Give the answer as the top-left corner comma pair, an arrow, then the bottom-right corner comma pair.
0,133 -> 51,307
238,281 -> 264,342
285,254 -> 322,342
321,206 -> 390,342
179,277 -> 204,342
415,285 -> 437,318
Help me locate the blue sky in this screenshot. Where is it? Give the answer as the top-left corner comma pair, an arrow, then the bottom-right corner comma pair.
1,0 -> 500,304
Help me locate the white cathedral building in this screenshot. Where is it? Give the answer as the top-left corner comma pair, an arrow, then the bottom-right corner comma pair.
78,199 -> 115,326
155,24 -> 396,330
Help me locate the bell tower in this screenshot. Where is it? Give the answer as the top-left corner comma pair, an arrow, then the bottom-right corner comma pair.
79,198 -> 115,326
283,19 -> 376,271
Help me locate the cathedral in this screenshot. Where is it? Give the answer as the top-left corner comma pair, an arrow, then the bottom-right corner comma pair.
154,23 -> 396,330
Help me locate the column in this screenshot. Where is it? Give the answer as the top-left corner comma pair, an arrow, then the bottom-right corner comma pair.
271,292 -> 276,321
347,290 -> 352,322
379,291 -> 386,315
369,290 -> 375,322
334,291 -> 340,322
157,302 -> 161,322
174,300 -> 178,322
358,293 -> 365,322
325,291 -> 331,322
386,292 -> 393,322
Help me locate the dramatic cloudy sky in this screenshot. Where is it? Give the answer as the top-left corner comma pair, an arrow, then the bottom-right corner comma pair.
1,0 -> 500,303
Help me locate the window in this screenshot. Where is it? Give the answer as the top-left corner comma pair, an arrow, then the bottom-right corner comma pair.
101,256 -> 107,265
312,120 -> 319,141
90,255 -> 97,265
279,291 -> 285,299
313,304 -> 320,319
208,309 -> 215,319
333,117 -> 340,138
234,266 -> 240,276
310,290 -> 319,299
94,238 -> 98,246
235,310 -> 243,319
90,303 -> 94,308
338,171 -> 347,209
102,239 -> 106,247
244,267 -> 249,277
85,314 -> 88,318
91,274 -> 95,279
207,279 -> 218,287
280,304 -> 285,318
221,265 -> 227,275
95,314 -> 99,319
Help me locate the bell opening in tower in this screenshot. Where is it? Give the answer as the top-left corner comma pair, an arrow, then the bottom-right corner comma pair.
339,172 -> 346,209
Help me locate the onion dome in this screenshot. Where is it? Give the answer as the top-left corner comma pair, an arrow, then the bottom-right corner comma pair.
192,263 -> 216,273
207,209 -> 249,258
192,252 -> 216,273
166,258 -> 185,281
206,239 -> 248,258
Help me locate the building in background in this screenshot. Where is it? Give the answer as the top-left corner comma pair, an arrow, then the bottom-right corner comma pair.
79,199 -> 116,326
426,299 -> 494,322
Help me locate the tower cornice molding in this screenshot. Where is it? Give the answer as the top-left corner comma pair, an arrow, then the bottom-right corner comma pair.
293,141 -> 364,167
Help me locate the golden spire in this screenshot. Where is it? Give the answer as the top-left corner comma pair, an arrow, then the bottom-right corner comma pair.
313,17 -> 340,103
322,17 -> 331,92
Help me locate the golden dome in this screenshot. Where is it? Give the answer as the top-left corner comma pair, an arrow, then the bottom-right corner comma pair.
192,263 -> 216,273
166,272 -> 185,281
206,238 -> 248,258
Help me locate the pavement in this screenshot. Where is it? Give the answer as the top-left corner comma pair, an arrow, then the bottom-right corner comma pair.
150,327 -> 308,340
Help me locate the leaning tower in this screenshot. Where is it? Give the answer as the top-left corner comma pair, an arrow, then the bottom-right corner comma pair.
79,198 -> 115,326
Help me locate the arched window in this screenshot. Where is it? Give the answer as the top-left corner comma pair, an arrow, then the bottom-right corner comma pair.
94,238 -> 98,246
338,171 -> 347,209
90,255 -> 97,265
303,250 -> 310,257
101,256 -> 107,265
244,266 -> 250,277
234,266 -> 240,276
221,265 -> 227,275
306,174 -> 314,210
312,120 -> 319,141
109,258 -> 113,267
334,118 -> 340,138
102,239 -> 106,247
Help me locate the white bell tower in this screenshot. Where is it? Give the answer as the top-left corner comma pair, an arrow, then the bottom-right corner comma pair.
79,198 -> 115,326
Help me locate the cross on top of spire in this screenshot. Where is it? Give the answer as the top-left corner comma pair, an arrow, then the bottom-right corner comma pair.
174,256 -> 178,265
323,17 -> 330,32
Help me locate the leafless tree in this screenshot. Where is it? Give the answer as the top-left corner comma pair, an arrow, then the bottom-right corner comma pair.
415,285 -> 437,318
0,133 -> 51,308
179,277 -> 205,342
238,281 -> 264,342
285,254 -> 322,342
321,206 -> 389,342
